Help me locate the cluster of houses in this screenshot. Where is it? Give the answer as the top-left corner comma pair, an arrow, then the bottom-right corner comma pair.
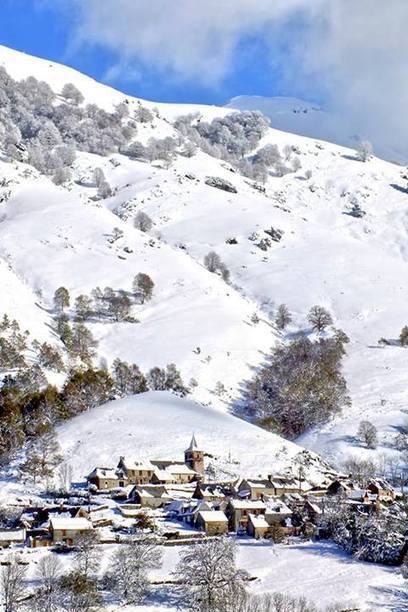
0,436 -> 398,548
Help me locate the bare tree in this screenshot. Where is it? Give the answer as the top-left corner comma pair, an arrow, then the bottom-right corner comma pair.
53,287 -> 70,313
133,273 -> 154,304
33,555 -> 63,612
204,251 -> 221,273
74,531 -> 100,579
307,305 -> 333,332
275,304 -> 292,331
175,538 -> 249,612
105,537 -> 162,604
357,420 -> 378,449
20,429 -> 62,484
0,554 -> 27,612
57,462 -> 73,492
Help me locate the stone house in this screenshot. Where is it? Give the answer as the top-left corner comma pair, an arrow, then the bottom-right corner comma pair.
226,499 -> 266,532
117,457 -> 155,485
238,478 -> 275,500
129,485 -> 173,508
49,517 -> 93,545
193,482 -> 234,502
269,476 -> 307,496
265,499 -> 293,526
87,467 -> 127,490
247,513 -> 269,539
0,528 -> 26,548
196,510 -> 228,536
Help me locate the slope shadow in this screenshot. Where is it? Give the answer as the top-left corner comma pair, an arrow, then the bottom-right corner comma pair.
390,183 -> 408,195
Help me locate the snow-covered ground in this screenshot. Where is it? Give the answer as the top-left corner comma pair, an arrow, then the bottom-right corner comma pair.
7,540 -> 403,611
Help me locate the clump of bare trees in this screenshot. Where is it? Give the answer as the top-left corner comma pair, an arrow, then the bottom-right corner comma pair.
175,537 -> 248,611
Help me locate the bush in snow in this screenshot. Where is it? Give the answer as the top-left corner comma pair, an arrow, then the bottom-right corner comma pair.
356,140 -> 373,162
134,211 -> 153,232
357,420 -> 378,449
97,180 -> 112,199
52,166 -> 71,185
204,251 -> 230,282
61,82 -> 84,105
205,176 -> 238,193
121,141 -> 146,160
134,106 -> 154,123
400,326 -> 408,346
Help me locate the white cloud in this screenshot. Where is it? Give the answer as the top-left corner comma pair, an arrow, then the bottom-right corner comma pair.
64,0 -> 318,84
56,0 -> 408,159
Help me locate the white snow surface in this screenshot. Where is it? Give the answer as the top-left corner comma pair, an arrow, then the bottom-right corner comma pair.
0,44 -> 408,473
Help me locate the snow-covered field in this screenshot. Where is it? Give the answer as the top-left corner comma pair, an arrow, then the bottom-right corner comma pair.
8,540 -> 404,611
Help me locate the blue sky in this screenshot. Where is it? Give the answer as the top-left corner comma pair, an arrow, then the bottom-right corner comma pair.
0,0 -> 306,105
0,0 -> 406,160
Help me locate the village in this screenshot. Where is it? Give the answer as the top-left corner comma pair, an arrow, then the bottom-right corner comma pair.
0,435 -> 398,550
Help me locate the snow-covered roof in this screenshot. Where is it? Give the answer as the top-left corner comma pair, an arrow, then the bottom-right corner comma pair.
248,513 -> 269,528
119,457 -> 154,471
153,469 -> 175,482
50,517 -> 92,531
167,463 -> 196,475
0,529 -> 26,542
245,479 -> 273,488
265,499 -> 292,515
230,499 -> 266,510
88,467 -> 119,480
198,510 -> 228,523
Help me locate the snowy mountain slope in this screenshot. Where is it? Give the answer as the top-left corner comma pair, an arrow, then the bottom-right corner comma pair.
0,44 -> 229,125
0,160 -> 276,407
0,44 -> 408,471
56,391 -> 333,484
226,95 -> 406,164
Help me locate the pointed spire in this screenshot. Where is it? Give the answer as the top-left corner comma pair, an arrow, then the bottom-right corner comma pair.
186,434 -> 199,452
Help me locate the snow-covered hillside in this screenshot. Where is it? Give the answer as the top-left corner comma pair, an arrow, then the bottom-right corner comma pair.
0,44 -> 408,473
56,391 -> 332,484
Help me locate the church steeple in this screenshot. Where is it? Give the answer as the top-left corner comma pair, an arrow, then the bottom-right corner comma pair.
186,434 -> 199,452
184,434 -> 204,475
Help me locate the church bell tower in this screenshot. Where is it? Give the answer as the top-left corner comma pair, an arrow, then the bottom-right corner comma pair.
184,434 -> 204,475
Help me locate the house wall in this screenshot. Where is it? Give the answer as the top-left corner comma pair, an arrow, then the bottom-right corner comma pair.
95,477 -> 123,489
197,517 -> 228,536
51,528 -> 91,545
